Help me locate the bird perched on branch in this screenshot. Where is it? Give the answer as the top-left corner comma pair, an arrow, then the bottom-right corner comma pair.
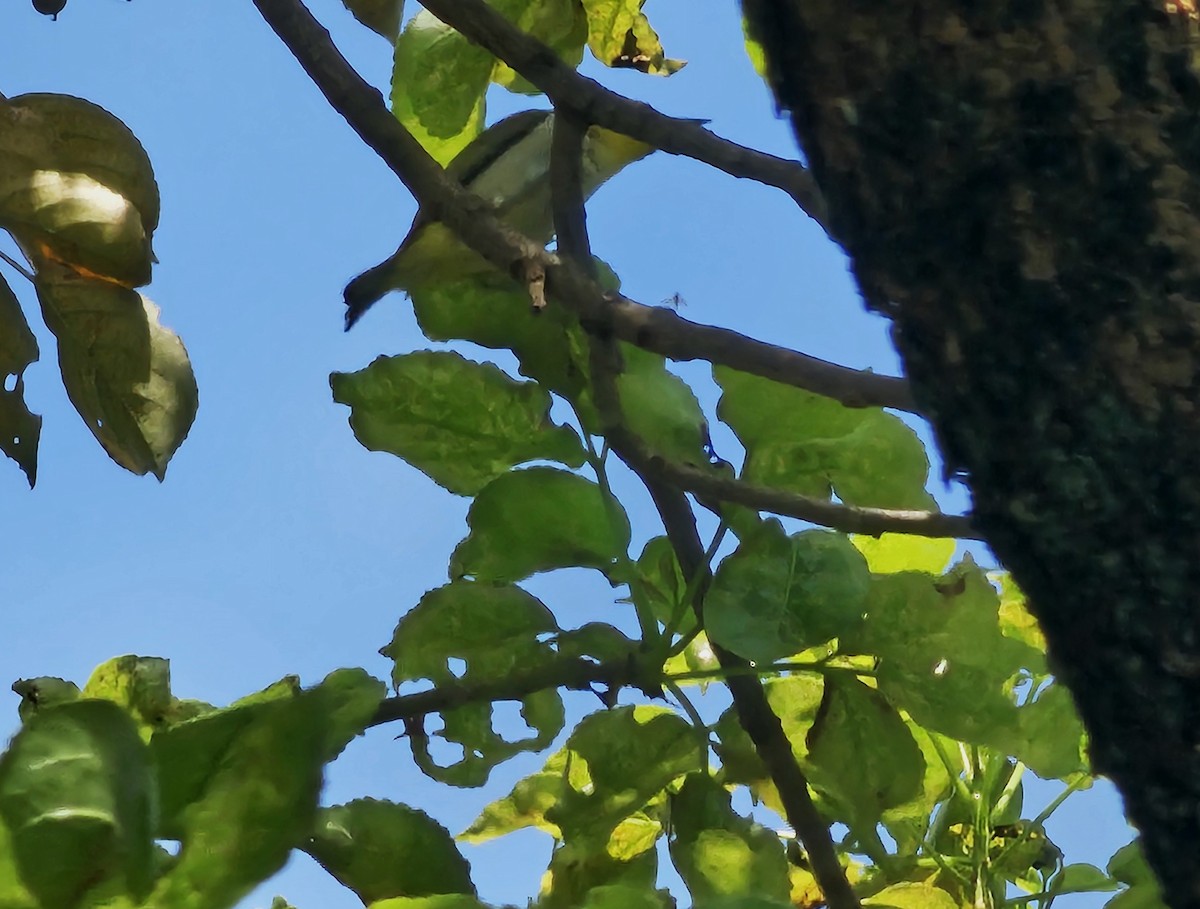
343,109 -> 657,329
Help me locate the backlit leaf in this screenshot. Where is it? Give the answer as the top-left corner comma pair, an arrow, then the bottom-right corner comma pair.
342,0 -> 403,40
580,0 -> 685,75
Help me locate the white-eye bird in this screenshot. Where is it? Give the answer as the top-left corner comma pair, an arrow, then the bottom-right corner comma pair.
343,109 -> 657,329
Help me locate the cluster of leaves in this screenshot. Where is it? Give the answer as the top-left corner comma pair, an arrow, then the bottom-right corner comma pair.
2,2 -> 1160,909
0,92 -> 197,486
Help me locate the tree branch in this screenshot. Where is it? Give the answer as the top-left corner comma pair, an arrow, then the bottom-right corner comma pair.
252,0 -> 915,412
368,655 -> 639,729
419,0 -> 829,229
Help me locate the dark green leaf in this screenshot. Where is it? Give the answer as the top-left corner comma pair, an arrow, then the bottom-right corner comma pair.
706,521 -> 870,663
714,366 -> 936,510
0,700 -> 155,909
391,11 -> 490,166
0,272 -> 40,486
805,676 -> 924,830
490,0 -> 587,94
307,668 -> 387,761
1052,864 -> 1119,895
37,268 -> 196,479
11,676 -> 80,723
668,773 -> 790,903
383,581 -> 564,786
450,467 -> 630,582
613,345 -> 707,464
331,351 -> 585,495
880,722 -> 954,856
305,799 -> 474,902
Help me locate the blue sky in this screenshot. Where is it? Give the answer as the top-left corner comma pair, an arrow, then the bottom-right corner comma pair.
1,2 -> 1130,906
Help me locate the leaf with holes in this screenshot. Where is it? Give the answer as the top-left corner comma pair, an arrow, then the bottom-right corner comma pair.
0,272 -> 40,485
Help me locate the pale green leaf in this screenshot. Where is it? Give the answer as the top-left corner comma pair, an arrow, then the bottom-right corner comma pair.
391,11 -> 489,165
369,895 -> 490,909
305,799 -> 474,902
850,534 -> 956,575
450,467 -> 631,583
863,882 -> 959,909
342,0 -> 403,40
580,0 -> 685,75
37,269 -> 196,479
537,839 -> 659,909
81,655 -> 172,741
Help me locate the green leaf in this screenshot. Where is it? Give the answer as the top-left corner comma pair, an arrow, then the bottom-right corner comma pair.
667,773 -> 790,903
149,693 -> 327,909
332,351 -> 585,495
631,536 -> 688,628
863,882 -> 960,909
0,817 -> 38,909
81,655 -> 172,741
713,675 -> 824,815
850,534 -> 956,575
714,366 -> 936,510
305,799 -> 474,902
369,896 -> 491,909
880,722 -> 953,855
613,345 -> 708,464
1007,682 -> 1089,780
391,11 -> 490,166
490,0 -> 587,94
382,581 -> 563,786
705,521 -> 871,663
0,94 -> 158,286
462,746 -> 576,842
307,668 -> 387,761
844,557 -> 1043,749
450,467 -> 630,583
342,0 -> 403,40
413,279 -> 590,402
805,676 -> 923,830
0,272 -> 40,486
270,898 -> 299,909
11,676 -> 80,722
1052,864 -> 1119,895
741,17 -> 767,78
0,700 -> 155,909
37,269 -> 196,479
538,840 -> 659,909
578,883 -> 672,909
580,0 -> 685,75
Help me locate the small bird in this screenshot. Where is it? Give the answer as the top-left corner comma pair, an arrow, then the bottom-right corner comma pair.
343,109 -> 657,329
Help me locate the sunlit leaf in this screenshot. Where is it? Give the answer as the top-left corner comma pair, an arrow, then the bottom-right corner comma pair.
0,272 -> 40,485
81,655 -> 172,741
37,267 -> 196,479
863,882 -> 960,909
391,11 -> 490,165
714,366 -> 936,510
580,0 -> 685,75
490,0 -> 587,94
741,17 -> 768,78
851,533 -> 956,575
331,350 -> 585,495
668,773 -> 790,903
706,521 -> 870,663
450,467 -> 631,583
368,895 -> 490,909
538,838 -> 659,909
305,799 -> 474,902
0,700 -> 155,909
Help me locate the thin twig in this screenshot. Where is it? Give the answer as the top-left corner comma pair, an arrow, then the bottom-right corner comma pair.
419,0 -> 830,229
251,0 -> 912,412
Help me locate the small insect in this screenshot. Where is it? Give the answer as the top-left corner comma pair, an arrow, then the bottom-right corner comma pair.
660,292 -> 687,309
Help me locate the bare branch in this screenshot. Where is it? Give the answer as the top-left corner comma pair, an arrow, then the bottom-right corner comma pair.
419,0 -> 828,228
252,0 -> 914,412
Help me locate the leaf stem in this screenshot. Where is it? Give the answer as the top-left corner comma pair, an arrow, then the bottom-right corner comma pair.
666,679 -> 711,769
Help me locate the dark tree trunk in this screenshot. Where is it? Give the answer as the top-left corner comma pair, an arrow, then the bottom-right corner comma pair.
740,0 -> 1200,904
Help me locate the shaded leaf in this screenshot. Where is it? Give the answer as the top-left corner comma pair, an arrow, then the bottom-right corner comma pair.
0,700 -> 155,909
1052,863 -> 1118,895
490,0 -> 588,94
613,345 -> 707,464
308,668 -> 387,761
450,467 -> 631,583
391,11 -> 490,166
37,268 -> 196,479
11,676 -> 80,723
383,581 -> 563,786
305,799 -> 474,902
538,839 -> 659,909
706,521 -> 870,663
714,366 -> 936,510
331,350 -> 585,495
342,0 -> 403,40
880,722 -> 954,855
805,676 -> 924,830
0,272 -> 40,485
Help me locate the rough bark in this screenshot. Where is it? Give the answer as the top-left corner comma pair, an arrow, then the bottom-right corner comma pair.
741,0 -> 1200,904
